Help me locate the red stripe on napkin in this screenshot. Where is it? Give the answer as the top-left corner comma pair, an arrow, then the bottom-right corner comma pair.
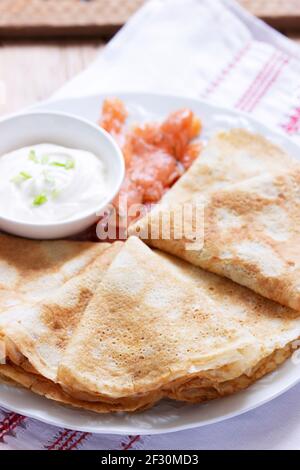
202,42 -> 252,99
67,432 -> 90,451
235,52 -> 280,111
57,431 -> 80,450
46,429 -> 74,450
247,56 -> 290,112
281,106 -> 300,134
121,435 -> 141,450
0,412 -> 26,441
55,431 -> 90,451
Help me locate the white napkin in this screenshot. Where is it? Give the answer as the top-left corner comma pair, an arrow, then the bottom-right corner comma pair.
2,0 -> 300,450
54,0 -> 300,145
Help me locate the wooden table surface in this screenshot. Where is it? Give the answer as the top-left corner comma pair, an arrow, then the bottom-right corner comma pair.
0,39 -> 103,116
0,16 -> 298,117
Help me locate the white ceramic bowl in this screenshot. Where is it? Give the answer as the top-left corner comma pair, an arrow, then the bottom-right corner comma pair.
0,111 -> 124,239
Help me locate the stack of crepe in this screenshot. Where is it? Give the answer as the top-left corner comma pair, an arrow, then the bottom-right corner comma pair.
1,129 -> 300,414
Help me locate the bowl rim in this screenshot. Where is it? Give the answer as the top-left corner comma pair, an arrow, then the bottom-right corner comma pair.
0,110 -> 125,229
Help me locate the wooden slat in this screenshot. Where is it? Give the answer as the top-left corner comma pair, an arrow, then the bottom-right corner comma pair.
0,40 -> 103,115
0,0 -> 145,39
239,0 -> 300,31
287,33 -> 300,45
0,0 -> 298,40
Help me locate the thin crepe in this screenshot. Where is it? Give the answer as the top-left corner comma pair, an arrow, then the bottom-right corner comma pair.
130,129 -> 300,309
195,168 -> 300,310
0,233 -> 115,309
57,237 -> 300,402
0,338 -> 295,412
136,129 -> 297,214
130,129 -> 297,240
0,241 -> 123,381
0,364 -> 160,413
133,168 -> 300,310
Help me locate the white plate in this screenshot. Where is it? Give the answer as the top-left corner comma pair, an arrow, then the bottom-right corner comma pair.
1,92 -> 300,435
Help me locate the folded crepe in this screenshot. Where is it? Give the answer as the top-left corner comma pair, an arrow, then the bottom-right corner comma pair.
1,236 -> 300,413
142,128 -> 297,212
0,233 -> 115,309
0,335 -> 294,412
130,129 -> 300,309
55,237 -> 300,407
0,364 -> 160,413
0,240 -> 123,381
132,167 -> 300,310
130,129 -> 297,240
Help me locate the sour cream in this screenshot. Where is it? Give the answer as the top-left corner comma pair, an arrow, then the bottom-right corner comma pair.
0,144 -> 109,223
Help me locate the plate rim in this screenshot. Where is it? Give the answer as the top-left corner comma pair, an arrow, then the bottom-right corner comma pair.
0,373 -> 299,435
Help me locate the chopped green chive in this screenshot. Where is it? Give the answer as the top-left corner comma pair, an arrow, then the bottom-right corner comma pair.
28,150 -> 75,171
11,171 -> 32,184
50,161 -> 66,168
65,158 -> 75,170
20,171 -> 32,179
33,193 -> 48,206
50,157 -> 75,170
28,150 -> 38,163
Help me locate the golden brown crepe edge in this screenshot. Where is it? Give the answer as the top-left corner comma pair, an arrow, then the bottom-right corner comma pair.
0,338 -> 297,413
